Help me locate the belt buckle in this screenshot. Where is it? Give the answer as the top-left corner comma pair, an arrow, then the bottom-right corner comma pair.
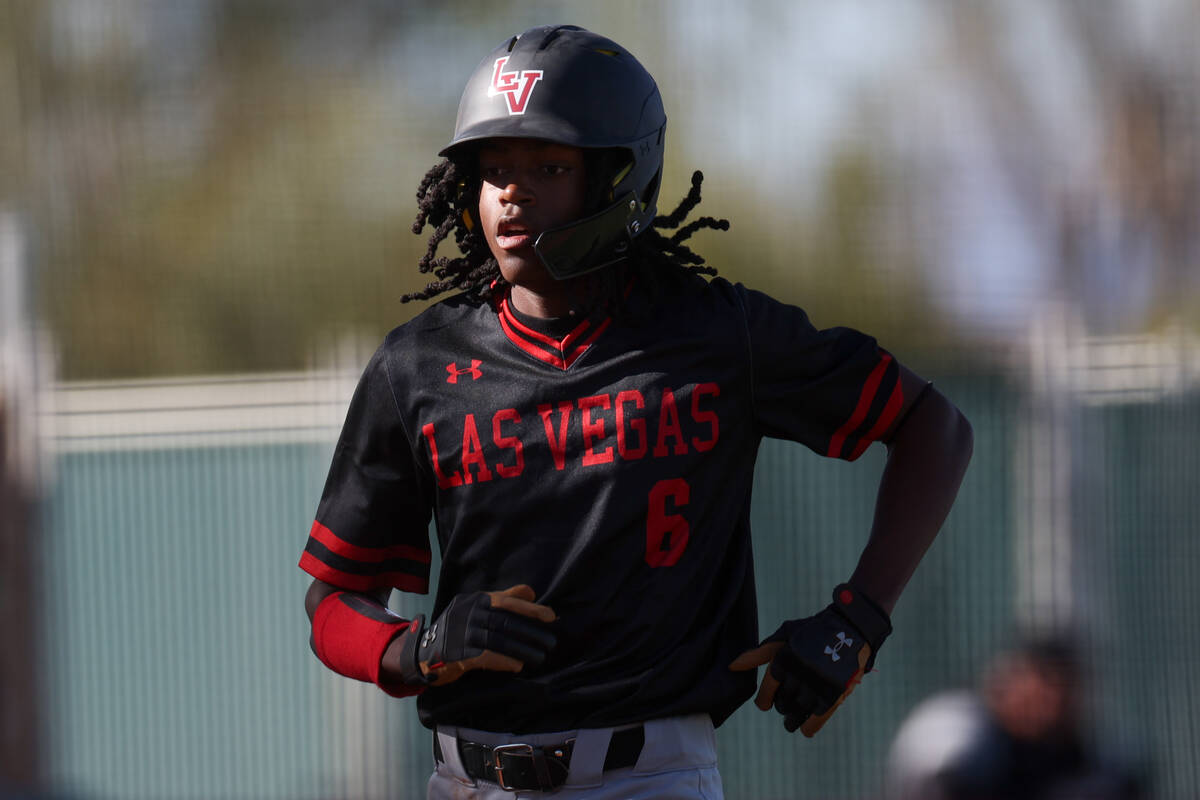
492,743 -> 534,791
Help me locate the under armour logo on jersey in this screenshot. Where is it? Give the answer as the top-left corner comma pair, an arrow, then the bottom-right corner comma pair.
825,631 -> 853,661
488,57 -> 543,115
446,360 -> 483,384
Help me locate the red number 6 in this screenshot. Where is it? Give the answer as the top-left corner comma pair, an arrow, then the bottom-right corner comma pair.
646,478 -> 690,567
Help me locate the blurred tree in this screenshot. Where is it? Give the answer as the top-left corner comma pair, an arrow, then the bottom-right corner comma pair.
1,0 -> 33,211
27,1 -> 443,379
18,0 -> 950,380
734,141 -> 950,356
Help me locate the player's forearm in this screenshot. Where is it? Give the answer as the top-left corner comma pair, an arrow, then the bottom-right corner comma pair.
849,387 -> 973,615
304,579 -> 426,696
305,579 -> 558,692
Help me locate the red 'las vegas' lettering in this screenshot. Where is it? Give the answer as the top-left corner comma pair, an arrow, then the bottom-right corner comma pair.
615,390 -> 648,460
460,414 -> 493,484
580,395 -> 614,466
422,382 -> 722,487
422,422 -> 463,489
653,388 -> 688,458
492,408 -> 524,478
691,382 -> 720,452
538,401 -> 574,471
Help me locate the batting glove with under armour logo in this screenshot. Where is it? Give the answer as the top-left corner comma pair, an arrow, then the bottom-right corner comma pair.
397,584 -> 558,688
730,583 -> 891,736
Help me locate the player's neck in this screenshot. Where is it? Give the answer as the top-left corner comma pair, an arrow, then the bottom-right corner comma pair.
508,283 -> 578,320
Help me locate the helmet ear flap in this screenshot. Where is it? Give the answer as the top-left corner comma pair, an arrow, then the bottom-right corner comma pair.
640,167 -> 662,213
610,161 -> 633,203
585,149 -> 634,215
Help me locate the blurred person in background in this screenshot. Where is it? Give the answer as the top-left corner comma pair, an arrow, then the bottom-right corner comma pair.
885,633 -> 1147,800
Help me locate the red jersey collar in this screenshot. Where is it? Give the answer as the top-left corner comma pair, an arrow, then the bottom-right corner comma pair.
495,291 -> 612,371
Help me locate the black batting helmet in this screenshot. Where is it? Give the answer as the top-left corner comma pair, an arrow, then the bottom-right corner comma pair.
441,25 -> 667,279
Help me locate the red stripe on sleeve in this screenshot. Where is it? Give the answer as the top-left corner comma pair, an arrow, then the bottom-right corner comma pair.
308,520 -> 430,566
846,378 -> 904,461
299,550 -> 430,594
827,353 -> 893,459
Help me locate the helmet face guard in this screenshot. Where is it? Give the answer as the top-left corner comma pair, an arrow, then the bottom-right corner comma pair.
533,191 -> 640,279
441,25 -> 666,279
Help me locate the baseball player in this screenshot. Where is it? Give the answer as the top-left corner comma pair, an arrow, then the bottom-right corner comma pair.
300,25 -> 974,799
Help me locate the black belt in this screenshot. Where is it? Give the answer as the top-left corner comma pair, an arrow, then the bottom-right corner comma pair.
434,724 -> 645,792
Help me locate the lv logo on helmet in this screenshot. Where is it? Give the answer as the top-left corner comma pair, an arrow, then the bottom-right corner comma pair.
488,57 -> 543,115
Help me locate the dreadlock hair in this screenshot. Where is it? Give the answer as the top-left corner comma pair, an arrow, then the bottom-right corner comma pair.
402,154 -> 730,316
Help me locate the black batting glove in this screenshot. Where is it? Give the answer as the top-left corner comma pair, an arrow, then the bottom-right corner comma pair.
397,584 -> 557,687
730,583 -> 891,736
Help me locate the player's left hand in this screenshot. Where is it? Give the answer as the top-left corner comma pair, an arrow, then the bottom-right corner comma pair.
417,584 -> 558,687
730,583 -> 891,736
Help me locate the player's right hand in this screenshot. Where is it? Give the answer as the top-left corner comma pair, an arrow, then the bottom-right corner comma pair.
730,583 -> 891,736
416,584 -> 557,687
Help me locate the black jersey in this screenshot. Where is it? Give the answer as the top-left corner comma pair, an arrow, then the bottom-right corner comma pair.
299,273 -> 906,733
